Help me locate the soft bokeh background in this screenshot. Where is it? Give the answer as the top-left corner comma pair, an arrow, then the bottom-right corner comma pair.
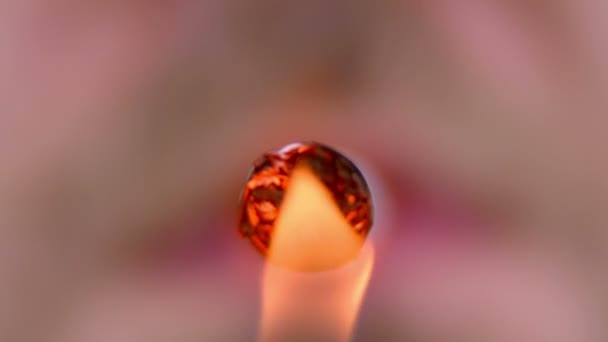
1,1 -> 607,341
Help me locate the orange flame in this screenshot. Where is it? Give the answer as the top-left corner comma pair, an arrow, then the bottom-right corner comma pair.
260,165 -> 375,341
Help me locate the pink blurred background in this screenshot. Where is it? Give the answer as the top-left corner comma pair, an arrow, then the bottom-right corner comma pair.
1,1 -> 607,341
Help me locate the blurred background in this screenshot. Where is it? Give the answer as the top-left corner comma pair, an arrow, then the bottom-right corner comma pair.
1,0 -> 607,341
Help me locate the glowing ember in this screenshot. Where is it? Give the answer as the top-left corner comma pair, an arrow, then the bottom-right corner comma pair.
238,142 -> 373,259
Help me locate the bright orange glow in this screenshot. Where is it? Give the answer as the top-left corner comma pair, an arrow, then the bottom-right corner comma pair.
260,165 -> 375,341
268,164 -> 365,271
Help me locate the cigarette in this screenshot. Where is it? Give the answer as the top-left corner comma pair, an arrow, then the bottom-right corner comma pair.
260,244 -> 374,342
259,165 -> 374,341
